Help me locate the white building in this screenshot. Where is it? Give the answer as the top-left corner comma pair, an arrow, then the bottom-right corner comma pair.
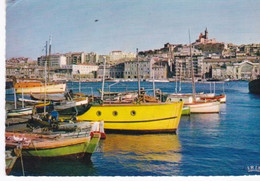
63,64 -> 99,75
109,51 -> 136,64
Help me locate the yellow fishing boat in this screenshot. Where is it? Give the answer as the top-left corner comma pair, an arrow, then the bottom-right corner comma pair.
76,101 -> 183,133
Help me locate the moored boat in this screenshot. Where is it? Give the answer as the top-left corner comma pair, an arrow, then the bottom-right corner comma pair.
182,105 -> 191,115
76,101 -> 183,133
15,83 -> 66,94
5,122 -> 101,161
5,149 -> 20,175
200,94 -> 226,103
7,107 -> 33,117
54,97 -> 88,111
31,93 -> 66,101
249,78 -> 260,94
185,101 -> 220,114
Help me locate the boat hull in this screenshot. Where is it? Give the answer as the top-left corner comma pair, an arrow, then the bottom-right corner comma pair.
181,106 -> 191,115
185,101 -> 220,114
7,107 -> 33,117
6,133 -> 100,160
5,151 -> 18,175
16,84 -> 66,94
249,78 -> 260,94
76,102 -> 183,133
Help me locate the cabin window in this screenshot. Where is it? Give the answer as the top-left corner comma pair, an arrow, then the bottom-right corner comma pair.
131,110 -> 136,116
96,111 -> 102,116
112,111 -> 118,116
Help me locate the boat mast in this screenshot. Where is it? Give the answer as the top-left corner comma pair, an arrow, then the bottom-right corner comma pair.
152,67 -> 155,97
175,60 -> 178,94
179,61 -> 182,93
137,48 -> 141,95
48,35 -> 52,83
189,29 -> 196,102
101,56 -> 106,101
44,41 -> 48,114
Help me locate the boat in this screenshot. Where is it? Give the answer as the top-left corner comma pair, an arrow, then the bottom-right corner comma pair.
182,105 -> 191,115
166,32 -> 220,114
249,77 -> 260,94
54,97 -> 88,111
31,93 -> 66,101
146,79 -> 170,83
76,101 -> 183,133
185,101 -> 220,114
76,54 -> 183,133
5,122 -> 101,161
199,94 -> 226,103
18,98 -> 44,105
7,107 -> 33,117
15,82 -> 66,94
5,148 -> 20,175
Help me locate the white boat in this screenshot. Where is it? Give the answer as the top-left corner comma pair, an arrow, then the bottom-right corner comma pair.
7,107 -> 33,117
185,101 -> 220,114
54,97 -> 88,111
146,79 -> 169,83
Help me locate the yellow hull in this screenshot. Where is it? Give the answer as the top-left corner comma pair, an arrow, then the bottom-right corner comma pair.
16,84 -> 66,94
77,102 -> 183,133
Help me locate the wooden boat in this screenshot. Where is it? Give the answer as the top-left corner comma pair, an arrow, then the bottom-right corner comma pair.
15,83 -> 66,94
5,149 -> 20,175
76,101 -> 183,133
7,107 -> 33,117
18,98 -> 44,104
199,94 -> 226,103
31,93 -> 66,101
5,127 -> 101,160
54,97 -> 88,111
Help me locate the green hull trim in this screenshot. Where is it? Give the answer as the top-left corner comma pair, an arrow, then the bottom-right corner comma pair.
22,135 -> 100,158
181,106 -> 191,115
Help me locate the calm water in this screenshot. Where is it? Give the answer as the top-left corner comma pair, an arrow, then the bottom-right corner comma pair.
9,81 -> 260,176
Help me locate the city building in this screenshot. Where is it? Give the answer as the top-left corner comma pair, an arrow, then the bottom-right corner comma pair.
109,51 -> 136,64
37,54 -> 67,68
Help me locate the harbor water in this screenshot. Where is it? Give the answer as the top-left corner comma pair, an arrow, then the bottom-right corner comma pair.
8,81 -> 260,176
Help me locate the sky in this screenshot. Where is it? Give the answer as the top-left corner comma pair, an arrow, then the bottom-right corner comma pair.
5,0 -> 260,60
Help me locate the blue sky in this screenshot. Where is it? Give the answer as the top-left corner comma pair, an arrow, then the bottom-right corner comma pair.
6,0 -> 260,59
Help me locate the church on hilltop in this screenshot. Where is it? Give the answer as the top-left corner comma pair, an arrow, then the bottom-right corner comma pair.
195,28 -> 217,44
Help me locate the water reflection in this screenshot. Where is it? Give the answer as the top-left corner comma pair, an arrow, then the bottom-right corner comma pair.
98,134 -> 182,175
11,156 -> 97,176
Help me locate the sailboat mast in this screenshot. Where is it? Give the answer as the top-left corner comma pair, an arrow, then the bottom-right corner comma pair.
48,36 -> 52,83
175,60 -> 178,94
152,67 -> 155,97
189,30 -> 196,102
101,56 -> 106,101
179,61 -> 182,92
44,41 -> 48,114
137,48 -> 141,95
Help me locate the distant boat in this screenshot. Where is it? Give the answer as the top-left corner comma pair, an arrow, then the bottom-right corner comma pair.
7,107 -> 33,117
54,97 -> 88,111
15,82 -> 66,94
31,93 -> 66,101
146,79 -> 169,83
249,78 -> 260,94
